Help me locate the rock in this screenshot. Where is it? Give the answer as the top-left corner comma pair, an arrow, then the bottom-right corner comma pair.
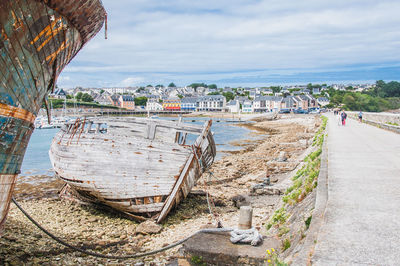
231,194 -> 250,208
276,151 -> 287,162
135,220 -> 163,235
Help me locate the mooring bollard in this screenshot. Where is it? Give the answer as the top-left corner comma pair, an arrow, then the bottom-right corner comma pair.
238,206 -> 253,229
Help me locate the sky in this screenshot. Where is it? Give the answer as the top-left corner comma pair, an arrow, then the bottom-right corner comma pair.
58,0 -> 400,88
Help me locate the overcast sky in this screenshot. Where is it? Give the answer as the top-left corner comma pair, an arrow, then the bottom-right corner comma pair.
58,0 -> 400,88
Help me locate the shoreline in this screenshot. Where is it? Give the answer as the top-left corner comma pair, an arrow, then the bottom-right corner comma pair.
0,114 -> 320,265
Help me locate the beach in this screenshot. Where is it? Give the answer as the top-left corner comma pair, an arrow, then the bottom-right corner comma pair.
0,114 -> 320,265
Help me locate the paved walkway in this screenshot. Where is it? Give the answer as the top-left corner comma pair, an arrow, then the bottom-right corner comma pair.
312,114 -> 400,265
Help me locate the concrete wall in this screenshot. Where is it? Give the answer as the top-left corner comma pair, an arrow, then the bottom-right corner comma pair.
348,111 -> 400,134
348,111 -> 400,124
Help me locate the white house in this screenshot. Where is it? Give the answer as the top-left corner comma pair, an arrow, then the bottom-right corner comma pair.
146,99 -> 163,111
196,95 -> 226,112
242,100 -> 254,113
227,100 -> 240,113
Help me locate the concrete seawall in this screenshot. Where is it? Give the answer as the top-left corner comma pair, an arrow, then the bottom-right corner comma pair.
348,111 -> 400,134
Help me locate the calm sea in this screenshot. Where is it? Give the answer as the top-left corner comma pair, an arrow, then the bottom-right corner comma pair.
20,117 -> 259,176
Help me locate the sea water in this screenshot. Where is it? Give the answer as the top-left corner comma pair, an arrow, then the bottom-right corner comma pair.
20,117 -> 260,176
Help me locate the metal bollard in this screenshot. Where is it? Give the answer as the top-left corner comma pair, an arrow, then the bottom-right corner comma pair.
238,206 -> 253,229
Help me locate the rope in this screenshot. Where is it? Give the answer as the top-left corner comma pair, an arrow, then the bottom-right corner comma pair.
230,228 -> 263,246
12,197 -> 232,260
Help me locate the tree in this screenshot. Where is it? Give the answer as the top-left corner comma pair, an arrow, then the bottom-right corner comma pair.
222,91 -> 235,102
134,96 -> 148,106
100,89 -> 105,94
76,92 -> 83,101
189,83 -> 208,89
168,82 -> 176,88
207,92 -> 220,95
177,94 -> 183,99
155,84 -> 164,88
208,84 -> 217,89
271,86 -> 281,93
66,94 -> 72,99
81,93 -> 93,102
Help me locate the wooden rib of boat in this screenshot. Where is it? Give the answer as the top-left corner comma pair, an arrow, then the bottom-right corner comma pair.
0,0 -> 106,234
49,117 -> 216,222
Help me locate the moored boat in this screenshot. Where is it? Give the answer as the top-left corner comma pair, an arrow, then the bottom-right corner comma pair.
0,0 -> 106,234
49,117 -> 216,222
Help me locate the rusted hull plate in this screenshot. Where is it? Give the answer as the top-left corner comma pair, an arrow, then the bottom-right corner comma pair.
0,0 -> 105,235
50,118 -> 216,221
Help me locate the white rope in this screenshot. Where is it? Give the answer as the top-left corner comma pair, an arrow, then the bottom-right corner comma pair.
230,227 -> 263,246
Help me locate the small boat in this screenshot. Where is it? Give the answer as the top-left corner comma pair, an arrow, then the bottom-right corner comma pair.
0,0 -> 106,233
49,117 -> 216,222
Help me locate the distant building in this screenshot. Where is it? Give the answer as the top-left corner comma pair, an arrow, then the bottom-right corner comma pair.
50,88 -> 67,99
317,97 -> 330,107
163,98 -> 181,111
227,100 -> 240,113
181,97 -> 197,112
146,99 -> 163,111
242,100 -> 254,113
94,94 -> 113,106
196,95 -> 226,112
108,94 -> 120,107
119,95 -> 135,110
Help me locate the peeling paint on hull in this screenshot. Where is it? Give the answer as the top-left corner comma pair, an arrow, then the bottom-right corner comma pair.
0,0 -> 106,235
49,117 -> 216,222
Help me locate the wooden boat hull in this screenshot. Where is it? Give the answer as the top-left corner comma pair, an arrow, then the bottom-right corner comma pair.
0,0 -> 106,233
49,118 -> 216,222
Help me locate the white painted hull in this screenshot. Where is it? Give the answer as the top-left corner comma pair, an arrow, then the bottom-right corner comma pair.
49,117 -> 216,222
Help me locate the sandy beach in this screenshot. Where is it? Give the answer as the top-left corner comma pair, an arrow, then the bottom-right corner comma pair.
0,114 -> 320,265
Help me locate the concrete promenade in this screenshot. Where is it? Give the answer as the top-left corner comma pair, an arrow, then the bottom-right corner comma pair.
312,114 -> 400,265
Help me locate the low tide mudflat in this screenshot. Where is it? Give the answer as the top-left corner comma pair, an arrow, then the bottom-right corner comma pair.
0,114 -> 320,265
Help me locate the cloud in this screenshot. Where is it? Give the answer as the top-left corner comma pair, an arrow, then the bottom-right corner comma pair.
120,77 -> 145,87
59,0 -> 400,87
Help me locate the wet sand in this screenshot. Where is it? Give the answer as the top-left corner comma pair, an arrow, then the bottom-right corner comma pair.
0,114 -> 320,265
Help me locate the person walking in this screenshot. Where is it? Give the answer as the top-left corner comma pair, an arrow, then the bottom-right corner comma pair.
358,111 -> 363,123
337,110 -> 342,126
341,111 -> 347,126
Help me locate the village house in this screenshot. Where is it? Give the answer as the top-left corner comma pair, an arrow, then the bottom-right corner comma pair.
146,98 -> 163,111
94,94 -> 113,106
227,100 -> 240,113
163,98 -> 181,111
266,96 -> 283,112
253,96 -> 268,113
108,94 -> 120,107
180,97 -> 197,112
119,95 -> 135,110
317,97 -> 330,107
196,95 -> 226,112
242,100 -> 254,113
50,88 -> 67,99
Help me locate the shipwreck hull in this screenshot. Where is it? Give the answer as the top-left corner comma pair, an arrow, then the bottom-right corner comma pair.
0,0 -> 106,233
49,118 -> 216,222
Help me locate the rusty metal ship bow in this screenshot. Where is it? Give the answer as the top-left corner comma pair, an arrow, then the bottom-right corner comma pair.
0,0 -> 106,233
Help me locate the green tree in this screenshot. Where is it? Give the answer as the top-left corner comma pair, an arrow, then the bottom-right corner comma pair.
81,93 -> 93,102
208,84 -> 217,89
76,92 -> 83,101
168,82 -> 176,87
222,91 -> 235,102
66,94 -> 72,99
271,86 -> 281,93
100,89 -> 105,94
134,96 -> 148,106
177,94 -> 183,99
189,83 -> 208,89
